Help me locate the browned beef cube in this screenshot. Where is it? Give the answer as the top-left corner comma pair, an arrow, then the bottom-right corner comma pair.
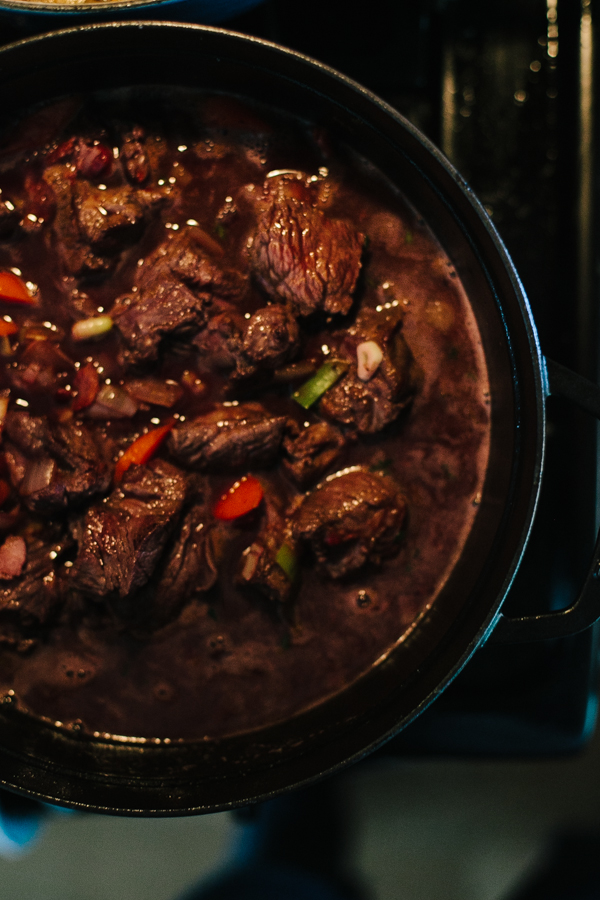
44,164 -> 112,277
150,500 -> 217,627
168,402 -> 287,471
4,411 -> 111,515
0,535 -> 67,650
74,182 -> 163,252
136,230 -> 247,301
113,279 -> 207,367
282,420 -> 346,489
319,304 -> 418,434
114,230 -> 247,367
194,310 -> 245,370
194,304 -> 299,380
68,460 -> 188,599
241,304 -> 299,369
292,468 -> 406,579
250,173 -> 364,316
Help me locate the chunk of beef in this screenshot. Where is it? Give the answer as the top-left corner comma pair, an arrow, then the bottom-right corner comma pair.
150,498 -> 217,627
44,164 -> 112,277
250,173 -> 364,316
241,304 -> 299,369
194,304 -> 299,380
169,402 -> 287,471
68,459 -> 188,599
137,229 -> 247,301
194,311 -> 244,370
236,498 -> 296,604
74,182 -> 164,252
319,303 -> 418,434
292,468 -> 406,579
7,338 -> 73,399
21,174 -> 56,235
282,420 -> 346,489
121,127 -> 151,185
113,230 -> 247,367
113,279 -> 208,367
0,534 -> 67,650
4,410 -> 110,515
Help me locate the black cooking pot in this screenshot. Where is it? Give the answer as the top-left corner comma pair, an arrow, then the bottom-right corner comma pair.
0,22 -> 599,816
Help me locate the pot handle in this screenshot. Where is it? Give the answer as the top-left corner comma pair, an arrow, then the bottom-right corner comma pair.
491,357 -> 600,643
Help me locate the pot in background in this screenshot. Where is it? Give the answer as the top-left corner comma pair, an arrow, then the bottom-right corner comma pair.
0,0 -> 263,24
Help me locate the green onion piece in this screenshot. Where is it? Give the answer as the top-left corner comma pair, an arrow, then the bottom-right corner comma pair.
275,542 -> 298,582
292,361 -> 347,409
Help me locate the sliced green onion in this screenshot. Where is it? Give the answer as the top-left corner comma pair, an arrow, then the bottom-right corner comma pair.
71,315 -> 113,342
275,542 -> 298,582
292,361 -> 347,409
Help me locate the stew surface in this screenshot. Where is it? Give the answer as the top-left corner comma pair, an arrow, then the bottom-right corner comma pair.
0,88 -> 490,740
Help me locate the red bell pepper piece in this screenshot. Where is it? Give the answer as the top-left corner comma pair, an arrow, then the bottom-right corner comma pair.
213,475 -> 264,521
114,419 -> 175,483
0,319 -> 18,337
0,272 -> 34,306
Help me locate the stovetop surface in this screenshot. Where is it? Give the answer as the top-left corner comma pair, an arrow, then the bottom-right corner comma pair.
0,0 -> 598,756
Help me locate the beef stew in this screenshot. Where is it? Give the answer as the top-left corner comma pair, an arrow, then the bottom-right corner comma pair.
0,87 -> 490,741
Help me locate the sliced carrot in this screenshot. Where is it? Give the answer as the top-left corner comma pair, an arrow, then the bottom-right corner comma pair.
0,319 -> 18,337
213,475 -> 264,521
0,272 -> 34,305
114,419 -> 175,483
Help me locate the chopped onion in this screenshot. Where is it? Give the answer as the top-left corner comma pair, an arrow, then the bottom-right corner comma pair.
20,457 -> 56,497
125,377 -> 183,408
71,315 -> 113,342
20,323 -> 64,343
240,542 -> 264,581
356,341 -> 383,382
0,535 -> 26,580
85,384 -> 138,419
0,393 -> 9,436
20,340 -> 74,372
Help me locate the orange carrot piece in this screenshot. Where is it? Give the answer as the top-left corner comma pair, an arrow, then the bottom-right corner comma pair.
213,475 -> 264,521
0,272 -> 34,305
114,419 -> 175,483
